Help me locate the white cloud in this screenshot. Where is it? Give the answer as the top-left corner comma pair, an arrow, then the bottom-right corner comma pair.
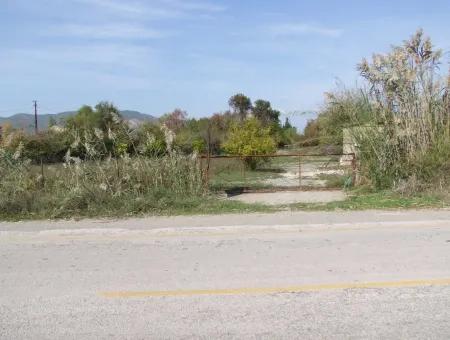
269,23 -> 343,38
2,44 -> 158,72
75,0 -> 145,14
47,23 -> 170,39
160,0 -> 226,13
74,0 -> 225,18
72,0 -> 183,20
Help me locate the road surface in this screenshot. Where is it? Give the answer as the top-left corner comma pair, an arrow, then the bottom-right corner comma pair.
1,210 -> 450,339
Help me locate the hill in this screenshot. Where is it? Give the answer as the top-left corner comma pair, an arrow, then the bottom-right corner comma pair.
0,110 -> 158,132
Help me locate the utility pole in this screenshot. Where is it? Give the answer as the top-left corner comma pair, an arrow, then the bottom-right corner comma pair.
33,100 -> 38,134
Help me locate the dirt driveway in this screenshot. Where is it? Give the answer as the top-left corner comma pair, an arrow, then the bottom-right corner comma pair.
228,190 -> 347,205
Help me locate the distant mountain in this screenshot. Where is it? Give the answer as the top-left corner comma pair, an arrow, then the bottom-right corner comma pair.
0,110 -> 158,132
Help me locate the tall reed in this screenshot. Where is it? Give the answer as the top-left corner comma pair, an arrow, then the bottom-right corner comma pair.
0,125 -> 203,218
351,30 -> 450,191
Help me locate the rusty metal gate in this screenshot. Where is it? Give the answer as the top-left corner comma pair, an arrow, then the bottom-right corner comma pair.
199,153 -> 356,193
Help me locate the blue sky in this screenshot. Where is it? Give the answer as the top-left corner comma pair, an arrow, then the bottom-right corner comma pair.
1,0 -> 449,128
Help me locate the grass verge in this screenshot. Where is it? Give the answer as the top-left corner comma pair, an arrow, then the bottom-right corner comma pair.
0,189 -> 447,222
288,190 -> 449,211
0,194 -> 275,221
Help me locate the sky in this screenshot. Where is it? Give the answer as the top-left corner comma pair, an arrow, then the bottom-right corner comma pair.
1,0 -> 449,129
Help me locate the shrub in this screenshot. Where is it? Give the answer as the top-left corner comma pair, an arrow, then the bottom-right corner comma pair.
136,123 -> 167,157
22,131 -> 71,163
0,131 -> 203,218
223,118 -> 276,169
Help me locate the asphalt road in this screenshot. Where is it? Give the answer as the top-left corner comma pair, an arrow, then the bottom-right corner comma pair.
1,210 -> 450,339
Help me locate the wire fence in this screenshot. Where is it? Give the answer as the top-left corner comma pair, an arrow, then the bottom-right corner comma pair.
199,153 -> 356,194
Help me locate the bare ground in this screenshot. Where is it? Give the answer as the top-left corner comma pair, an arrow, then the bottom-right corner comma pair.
228,190 -> 347,205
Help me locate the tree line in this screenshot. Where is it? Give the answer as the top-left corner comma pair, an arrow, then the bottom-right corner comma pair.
0,95 -> 299,163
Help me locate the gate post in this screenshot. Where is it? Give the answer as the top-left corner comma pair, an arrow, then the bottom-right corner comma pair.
298,155 -> 302,189
351,153 -> 357,186
200,156 -> 208,192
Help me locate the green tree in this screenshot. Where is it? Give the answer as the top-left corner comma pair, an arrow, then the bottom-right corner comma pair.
19,130 -> 72,163
228,94 -> 252,121
65,102 -> 123,133
252,99 -> 280,126
65,105 -> 98,131
174,113 -> 234,155
280,118 -> 298,146
207,113 -> 234,154
174,117 -> 206,154
94,101 -> 122,132
283,118 -> 293,129
65,102 -> 128,158
301,119 -> 320,146
223,117 -> 276,169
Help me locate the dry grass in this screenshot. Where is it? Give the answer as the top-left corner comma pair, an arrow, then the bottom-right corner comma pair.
0,126 -> 205,219
346,30 -> 450,191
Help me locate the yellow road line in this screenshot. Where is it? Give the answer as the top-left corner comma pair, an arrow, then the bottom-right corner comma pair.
99,278 -> 450,298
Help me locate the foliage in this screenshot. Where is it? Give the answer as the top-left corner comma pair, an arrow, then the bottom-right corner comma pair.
295,30 -> 449,194
354,29 -> 450,190
283,118 -> 293,129
0,94 -> 301,219
298,88 -> 373,147
301,119 -> 321,146
174,118 -> 209,154
64,102 -> 132,158
0,130 -> 204,219
66,102 -> 123,133
277,118 -> 299,146
160,108 -> 187,133
252,99 -> 280,126
206,113 -> 234,153
223,118 -> 277,156
304,30 -> 450,192
65,105 -> 97,131
22,131 -> 72,163
279,124 -> 298,146
223,117 -> 276,169
136,123 -> 167,157
1,94 -> 298,163
317,89 -> 373,145
228,94 -> 252,121
0,128 -> 71,163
